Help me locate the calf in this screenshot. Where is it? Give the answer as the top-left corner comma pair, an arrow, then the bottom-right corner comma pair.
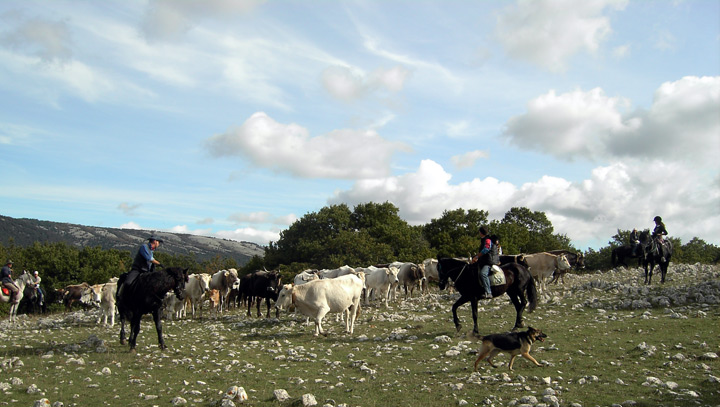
208,289 -> 221,319
275,273 -> 365,336
97,281 -> 117,326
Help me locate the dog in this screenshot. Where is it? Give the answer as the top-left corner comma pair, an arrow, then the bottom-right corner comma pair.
473,327 -> 547,371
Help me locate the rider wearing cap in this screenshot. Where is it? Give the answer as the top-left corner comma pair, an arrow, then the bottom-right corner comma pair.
652,216 -> 668,262
118,236 -> 164,295
1,260 -> 19,304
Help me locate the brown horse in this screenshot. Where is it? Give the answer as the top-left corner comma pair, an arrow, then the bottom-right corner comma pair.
437,258 -> 537,335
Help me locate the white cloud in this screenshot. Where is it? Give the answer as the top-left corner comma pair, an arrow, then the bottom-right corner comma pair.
228,211 -> 297,226
205,112 -> 409,179
117,202 -> 141,216
1,17 -> 73,62
451,150 -> 489,169
215,227 -> 279,246
140,0 -> 264,41
322,65 -> 410,102
503,77 -> 720,166
330,158 -> 719,250
495,0 -> 628,72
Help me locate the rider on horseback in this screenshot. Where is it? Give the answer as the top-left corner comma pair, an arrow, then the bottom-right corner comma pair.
471,227 -> 500,299
117,236 -> 164,299
651,216 -> 668,262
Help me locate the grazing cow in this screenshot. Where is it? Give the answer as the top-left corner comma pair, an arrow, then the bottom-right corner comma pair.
523,252 -> 572,294
209,269 -> 239,312
61,283 -> 95,311
275,273 -> 365,336
184,273 -> 212,318
244,270 -> 282,318
421,258 -> 439,292
97,280 -> 117,326
359,266 -> 399,307
392,262 -> 425,300
208,289 -> 221,319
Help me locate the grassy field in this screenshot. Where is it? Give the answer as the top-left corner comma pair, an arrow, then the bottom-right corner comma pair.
1,265 -> 719,407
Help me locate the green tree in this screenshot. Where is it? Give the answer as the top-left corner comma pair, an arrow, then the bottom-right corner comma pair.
423,208 -> 488,258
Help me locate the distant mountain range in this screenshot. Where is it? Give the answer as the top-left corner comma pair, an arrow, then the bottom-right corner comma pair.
0,215 -> 265,265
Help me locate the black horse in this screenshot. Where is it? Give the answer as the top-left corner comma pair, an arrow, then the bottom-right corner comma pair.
117,267 -> 188,352
640,230 -> 673,284
18,284 -> 46,315
437,258 -> 537,335
611,245 -> 644,268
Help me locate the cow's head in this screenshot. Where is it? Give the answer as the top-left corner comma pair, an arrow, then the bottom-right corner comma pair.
274,284 -> 294,311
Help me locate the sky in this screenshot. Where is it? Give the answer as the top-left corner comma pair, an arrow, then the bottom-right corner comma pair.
1,0 -> 718,252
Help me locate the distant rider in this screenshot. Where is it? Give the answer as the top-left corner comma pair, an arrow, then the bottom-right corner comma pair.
32,270 -> 44,306
629,228 -> 640,256
651,216 -> 668,262
1,260 -> 19,304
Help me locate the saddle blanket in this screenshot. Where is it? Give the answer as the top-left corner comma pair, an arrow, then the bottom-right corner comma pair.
1,287 -> 10,296
489,265 -> 506,286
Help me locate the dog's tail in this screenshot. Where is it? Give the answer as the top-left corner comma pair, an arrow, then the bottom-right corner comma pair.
526,275 -> 538,313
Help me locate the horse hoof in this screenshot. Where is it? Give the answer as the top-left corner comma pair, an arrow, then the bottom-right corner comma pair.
129,348 -> 137,354
455,325 -> 462,333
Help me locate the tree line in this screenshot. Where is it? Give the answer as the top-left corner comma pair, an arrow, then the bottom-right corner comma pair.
2,203 -> 718,295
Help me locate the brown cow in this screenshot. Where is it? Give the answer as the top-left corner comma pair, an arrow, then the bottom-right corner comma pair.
61,282 -> 95,311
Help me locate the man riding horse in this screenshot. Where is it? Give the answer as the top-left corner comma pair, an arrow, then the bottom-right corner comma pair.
117,236 -> 164,300
651,216 -> 669,262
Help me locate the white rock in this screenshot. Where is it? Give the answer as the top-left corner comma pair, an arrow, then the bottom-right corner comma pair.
273,389 -> 291,402
32,399 -> 50,407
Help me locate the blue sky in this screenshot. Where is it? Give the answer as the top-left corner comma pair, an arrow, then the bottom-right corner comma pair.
1,0 -> 718,251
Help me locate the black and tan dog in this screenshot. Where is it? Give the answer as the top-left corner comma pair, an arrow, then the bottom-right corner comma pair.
473,327 -> 547,371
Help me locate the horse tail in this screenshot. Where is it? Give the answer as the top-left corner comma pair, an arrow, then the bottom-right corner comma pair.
526,274 -> 538,313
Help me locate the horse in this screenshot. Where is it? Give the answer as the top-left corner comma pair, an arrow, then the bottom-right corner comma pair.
611,245 -> 644,268
437,258 -> 537,336
639,230 -> 673,284
19,283 -> 46,315
0,270 -> 34,321
117,267 -> 188,352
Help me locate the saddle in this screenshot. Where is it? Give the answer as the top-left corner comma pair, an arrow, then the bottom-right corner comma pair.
1,287 -> 9,296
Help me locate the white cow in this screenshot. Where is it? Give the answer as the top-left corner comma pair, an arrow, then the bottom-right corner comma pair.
97,281 -> 117,326
83,284 -> 104,307
275,273 -> 365,336
523,252 -> 572,294
391,262 -> 425,300
210,269 -> 239,312
421,258 -> 439,293
184,273 -> 212,318
359,266 -> 399,307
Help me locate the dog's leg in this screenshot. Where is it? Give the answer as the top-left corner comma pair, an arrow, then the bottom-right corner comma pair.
474,345 -> 491,371
487,348 -> 501,368
521,352 -> 541,367
508,354 -> 517,370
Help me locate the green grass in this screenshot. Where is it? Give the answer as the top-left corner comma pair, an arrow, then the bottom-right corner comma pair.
1,266 -> 719,406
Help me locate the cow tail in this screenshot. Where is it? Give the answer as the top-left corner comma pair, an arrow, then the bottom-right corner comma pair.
526,276 -> 538,313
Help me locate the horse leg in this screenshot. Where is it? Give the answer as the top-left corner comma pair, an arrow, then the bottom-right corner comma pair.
661,263 -> 667,283
129,315 -> 142,352
470,298 -> 480,336
153,309 -> 166,350
119,314 -> 127,345
508,291 -> 526,330
451,296 -> 470,333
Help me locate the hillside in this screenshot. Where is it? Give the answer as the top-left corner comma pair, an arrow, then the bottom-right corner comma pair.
0,215 -> 264,265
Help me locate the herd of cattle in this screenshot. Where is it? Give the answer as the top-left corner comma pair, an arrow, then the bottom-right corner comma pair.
52,250 -> 583,336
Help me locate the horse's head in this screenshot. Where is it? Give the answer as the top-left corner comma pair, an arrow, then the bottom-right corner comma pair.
437,259 -> 450,290
167,267 -> 189,301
